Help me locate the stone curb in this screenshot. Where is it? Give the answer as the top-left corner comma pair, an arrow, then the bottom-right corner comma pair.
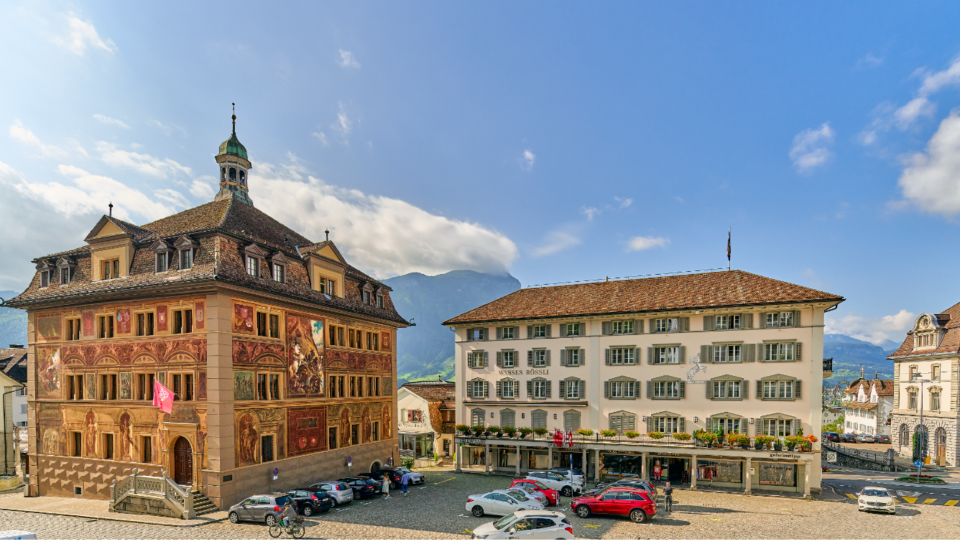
0,506 -> 228,528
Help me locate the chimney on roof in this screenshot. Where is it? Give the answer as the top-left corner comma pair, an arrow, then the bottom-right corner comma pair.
109,202 -> 113,217
438,375 -> 442,382
325,229 -> 330,242
860,365 -> 864,379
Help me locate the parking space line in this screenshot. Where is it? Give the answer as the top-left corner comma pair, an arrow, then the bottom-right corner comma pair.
923,498 -> 937,505
434,478 -> 455,484
945,500 -> 959,506
845,493 -> 858,499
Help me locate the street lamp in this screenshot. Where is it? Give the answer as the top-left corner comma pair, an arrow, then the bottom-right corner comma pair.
914,374 -> 932,486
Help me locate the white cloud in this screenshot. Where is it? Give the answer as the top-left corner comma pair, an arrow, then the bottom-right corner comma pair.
615,196 -> 633,209
857,53 -> 884,69
150,120 -> 187,137
330,102 -> 352,143
252,159 -> 518,277
626,236 -> 669,252
825,309 -> 915,346
189,178 -> 216,199
894,56 -> 960,128
312,132 -> 329,146
897,110 -> 960,215
521,149 -> 536,171
9,119 -> 66,157
857,129 -> 877,146
789,123 -> 835,172
337,49 -> 361,69
581,207 -> 599,221
51,14 -> 116,56
895,97 -> 935,128
95,142 -> 192,178
93,114 -> 130,129
532,230 -> 580,257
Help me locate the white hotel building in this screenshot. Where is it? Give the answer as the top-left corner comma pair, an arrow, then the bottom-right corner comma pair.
444,270 -> 842,496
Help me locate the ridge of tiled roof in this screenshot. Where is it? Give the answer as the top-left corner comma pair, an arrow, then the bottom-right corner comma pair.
106,216 -> 154,242
402,381 -> 456,407
843,378 -> 894,396
444,270 -> 844,325
843,401 -> 879,411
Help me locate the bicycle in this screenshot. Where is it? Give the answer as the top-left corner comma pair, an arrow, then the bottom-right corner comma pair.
269,516 -> 305,539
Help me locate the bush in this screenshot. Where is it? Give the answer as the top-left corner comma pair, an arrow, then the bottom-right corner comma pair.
401,458 -> 415,469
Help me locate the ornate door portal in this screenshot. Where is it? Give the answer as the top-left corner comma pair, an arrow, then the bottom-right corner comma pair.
174,437 -> 193,486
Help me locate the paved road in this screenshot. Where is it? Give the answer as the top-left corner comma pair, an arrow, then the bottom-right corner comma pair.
822,469 -> 960,507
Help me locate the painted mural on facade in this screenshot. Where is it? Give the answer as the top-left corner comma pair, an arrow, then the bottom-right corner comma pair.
234,371 -> 255,401
157,305 -> 168,332
119,372 -> 132,400
233,303 -> 254,334
116,309 -> 132,335
236,407 -> 286,467
381,331 -> 391,352
232,340 -> 284,365
60,338 -> 206,366
195,301 -> 205,330
324,348 -> 391,372
37,314 -> 61,342
37,348 -> 62,399
36,403 -> 169,463
83,311 -> 95,338
238,413 -> 258,466
286,314 -> 324,397
287,407 -> 327,457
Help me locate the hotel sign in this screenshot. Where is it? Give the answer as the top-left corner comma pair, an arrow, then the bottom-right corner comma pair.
499,369 -> 549,376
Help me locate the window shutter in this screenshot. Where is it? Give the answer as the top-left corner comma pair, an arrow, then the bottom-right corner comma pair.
605,349 -> 611,365
744,314 -> 753,329
483,352 -> 489,368
680,317 -> 690,332
631,381 -> 639,399
706,417 -> 713,431
756,380 -> 763,399
559,380 -> 566,398
604,381 -> 610,398
701,345 -> 712,364
545,381 -> 552,399
545,350 -> 551,366
627,415 -> 636,431
795,380 -> 802,399
647,381 -> 653,399
649,320 -> 656,333
602,322 -> 611,335
757,343 -> 765,362
679,346 -> 686,364
579,380 -> 585,399
679,417 -> 686,433
740,418 -> 748,434
514,380 -> 519,398
647,347 -> 654,365
679,381 -> 686,398
707,380 -> 714,399
645,416 -> 651,432
559,350 -> 567,366
484,381 -> 490,398
466,351 -> 473,368
634,320 -> 643,334
744,344 -> 756,363
496,352 -> 503,368
579,322 -> 587,336
795,343 -> 802,362
759,314 -> 767,329
527,325 -> 534,338
703,316 -> 714,331
512,326 -> 520,338
545,325 -> 552,337
792,419 -> 801,435
527,351 -> 534,367
792,310 -> 801,327
466,330 -> 473,342
467,382 -> 474,398
527,380 -> 533,397
581,349 -> 586,366
496,380 -> 502,398
496,327 -> 502,340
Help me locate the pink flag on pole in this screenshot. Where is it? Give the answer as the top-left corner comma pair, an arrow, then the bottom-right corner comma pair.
153,379 -> 174,414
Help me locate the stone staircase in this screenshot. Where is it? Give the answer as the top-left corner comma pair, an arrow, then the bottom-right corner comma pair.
191,491 -> 218,516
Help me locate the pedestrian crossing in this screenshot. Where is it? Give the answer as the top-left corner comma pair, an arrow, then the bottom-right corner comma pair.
843,492 -> 959,507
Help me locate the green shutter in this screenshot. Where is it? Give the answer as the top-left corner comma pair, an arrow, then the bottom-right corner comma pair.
679,346 -> 686,364
604,381 -> 610,398
579,380 -> 585,399
545,325 -> 552,338
514,381 -> 520,398
647,347 -> 654,365
759,314 -> 767,329
634,320 -> 643,334
680,317 -> 690,332
467,382 -> 474,398
496,327 -> 502,340
559,380 -> 566,398
795,343 -> 802,362
602,322 -> 611,335
559,350 -> 567,366
528,351 -> 534,367
605,349 -> 611,365
744,344 -> 756,363
703,316 -> 714,331
706,417 -> 713,431
545,350 -> 551,366
545,381 -> 551,399
679,381 -> 686,398
795,380 -> 802,399
496,380 -> 502,398
527,325 -> 534,338
527,380 -> 533,397
647,381 -> 653,399
744,314 -> 753,329
792,310 -> 801,327
707,380 -> 714,399
496,352 -> 503,368
756,380 -> 763,399
483,352 -> 489,368
701,345 -> 712,364
679,417 -> 686,433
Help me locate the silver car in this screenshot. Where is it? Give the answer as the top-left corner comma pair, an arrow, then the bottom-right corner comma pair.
228,493 -> 293,526
309,481 -> 354,506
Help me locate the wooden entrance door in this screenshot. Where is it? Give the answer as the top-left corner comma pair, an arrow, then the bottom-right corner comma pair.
937,429 -> 947,465
174,437 -> 193,485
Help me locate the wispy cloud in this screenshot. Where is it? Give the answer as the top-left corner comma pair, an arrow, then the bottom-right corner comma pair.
532,229 -> 580,257
150,120 -> 187,137
330,102 -> 352,143
789,122 -> 835,172
856,53 -> 884,69
897,110 -> 960,216
312,132 -> 329,147
9,119 -> 66,158
614,196 -> 632,209
96,142 -> 192,178
189,178 -> 216,199
581,207 -> 599,221
51,14 -> 116,56
825,309 -> 915,346
93,114 -> 130,129
521,149 -> 536,171
625,236 -> 669,252
894,56 -> 960,128
337,49 -> 361,69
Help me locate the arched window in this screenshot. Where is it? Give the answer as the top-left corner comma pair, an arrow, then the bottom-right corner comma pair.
229,167 -> 237,181
530,409 -> 547,430
470,408 -> 485,428
609,410 -> 637,433
239,169 -> 246,186
221,167 -> 226,181
563,410 -> 581,432
899,424 -> 909,448
936,427 -> 947,459
500,409 -> 515,428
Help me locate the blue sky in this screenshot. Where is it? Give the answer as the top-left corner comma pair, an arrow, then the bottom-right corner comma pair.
3,2 -> 960,345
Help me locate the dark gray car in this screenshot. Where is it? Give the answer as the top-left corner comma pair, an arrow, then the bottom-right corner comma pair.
228,493 -> 293,526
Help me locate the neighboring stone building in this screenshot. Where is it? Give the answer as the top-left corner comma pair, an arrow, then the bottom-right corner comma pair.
397,378 -> 455,466
0,347 -> 28,429
840,371 -> 893,437
445,270 -> 842,496
822,407 -> 843,427
6,114 -> 408,509
889,308 -> 960,466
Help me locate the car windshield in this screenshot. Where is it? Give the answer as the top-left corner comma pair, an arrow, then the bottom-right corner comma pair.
396,467 -> 411,474
534,481 -> 549,490
507,491 -> 528,501
274,496 -> 292,506
863,489 -> 889,497
494,514 -> 519,530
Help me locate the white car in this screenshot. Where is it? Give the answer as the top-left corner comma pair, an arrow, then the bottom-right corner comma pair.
526,471 -> 583,497
471,510 -> 574,540
858,486 -> 896,514
466,490 -> 544,517
549,467 -> 585,486
393,467 -> 425,485
506,486 -> 549,507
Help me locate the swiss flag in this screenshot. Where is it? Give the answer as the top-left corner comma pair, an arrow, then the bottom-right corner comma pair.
553,429 -> 563,447
153,380 -> 174,414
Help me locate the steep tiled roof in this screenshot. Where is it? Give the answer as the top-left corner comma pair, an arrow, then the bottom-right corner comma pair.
888,301 -> 960,359
106,216 -> 154,242
403,380 -> 456,408
0,348 -> 27,384
843,401 -> 879,411
444,270 -> 843,325
843,378 -> 894,397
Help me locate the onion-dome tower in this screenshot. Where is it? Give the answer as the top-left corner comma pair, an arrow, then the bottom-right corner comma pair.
214,103 -> 254,206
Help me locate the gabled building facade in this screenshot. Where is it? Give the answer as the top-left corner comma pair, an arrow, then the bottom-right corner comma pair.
840,372 -> 893,437
397,379 -> 455,466
889,307 -> 960,466
6,115 -> 408,509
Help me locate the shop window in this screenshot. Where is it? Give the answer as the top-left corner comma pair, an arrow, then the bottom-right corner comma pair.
696,460 -> 742,484
758,463 -> 796,487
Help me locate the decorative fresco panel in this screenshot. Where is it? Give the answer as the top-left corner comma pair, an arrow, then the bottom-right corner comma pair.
36,348 -> 62,399
237,413 -> 259,467
61,338 -> 206,366
82,311 -> 95,338
84,410 -> 97,457
362,406 -> 372,443
116,309 -> 132,335
84,373 -> 96,400
339,407 -> 351,449
118,412 -> 132,461
381,331 -> 392,352
287,407 -> 327,457
382,405 -> 392,440
197,372 -> 207,400
324,348 -> 391,372
233,340 -> 285,365
234,371 -> 255,401
155,305 -> 167,332
286,314 -> 324,397
37,315 -> 61,342
233,303 -> 254,334
119,372 -> 132,400
195,301 -> 205,331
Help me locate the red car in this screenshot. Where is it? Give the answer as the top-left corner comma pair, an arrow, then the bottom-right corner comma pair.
509,479 -> 559,506
571,487 -> 657,523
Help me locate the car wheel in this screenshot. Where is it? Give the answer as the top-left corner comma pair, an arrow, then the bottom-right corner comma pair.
391,482 -> 399,490
472,505 -> 484,518
630,509 -> 648,523
228,512 -> 240,524
265,514 -> 278,527
576,505 -> 591,518
561,486 -> 573,498
303,505 -> 313,517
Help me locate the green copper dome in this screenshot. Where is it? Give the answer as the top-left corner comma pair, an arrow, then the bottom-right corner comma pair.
218,116 -> 248,160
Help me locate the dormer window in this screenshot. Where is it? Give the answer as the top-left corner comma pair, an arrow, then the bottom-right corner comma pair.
179,249 -> 193,270
246,256 -> 259,278
363,290 -> 371,304
60,267 -> 71,285
155,253 -> 169,273
151,240 -> 173,274
102,259 -> 120,280
40,270 -> 50,288
57,257 -> 75,285
362,283 -> 375,305
269,251 -> 288,284
319,277 -> 336,295
272,263 -> 284,283
376,294 -> 384,308
243,244 -> 267,279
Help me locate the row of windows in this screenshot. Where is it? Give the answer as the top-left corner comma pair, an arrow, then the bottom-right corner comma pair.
65,372 -> 195,401
156,249 -> 197,274
905,388 -> 943,411
905,364 -> 944,381
63,309 -> 194,342
467,377 -> 802,401
328,375 -> 384,399
327,324 -> 382,351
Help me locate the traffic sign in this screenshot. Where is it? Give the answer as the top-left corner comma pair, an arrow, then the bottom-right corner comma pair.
914,460 -> 923,468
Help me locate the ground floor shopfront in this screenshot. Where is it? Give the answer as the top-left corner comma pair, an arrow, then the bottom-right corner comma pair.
455,437 -> 820,496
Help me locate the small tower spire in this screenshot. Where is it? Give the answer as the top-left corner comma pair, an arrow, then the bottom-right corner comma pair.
325,229 -> 330,241
215,102 -> 254,206
232,102 -> 236,134
108,202 -> 113,217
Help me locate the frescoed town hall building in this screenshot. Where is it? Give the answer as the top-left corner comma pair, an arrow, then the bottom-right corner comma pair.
7,114 -> 408,510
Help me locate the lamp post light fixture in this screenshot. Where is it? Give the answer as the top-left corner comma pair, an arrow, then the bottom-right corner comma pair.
915,374 -> 932,486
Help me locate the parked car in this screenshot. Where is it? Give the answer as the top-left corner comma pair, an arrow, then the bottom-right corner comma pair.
506,486 -> 549,507
286,488 -> 334,516
858,487 -> 896,514
470,510 -> 575,539
571,487 -> 657,523
548,467 -> 585,485
466,490 -> 544,517
508,479 -> 559,506
856,433 -> 876,444
308,481 -> 354,506
840,433 -> 858,443
384,466 -> 425,485
526,471 -> 583,497
359,469 -> 403,490
590,478 -> 657,496
228,493 -> 293,526
823,431 -> 840,442
876,435 -> 891,444
339,476 -> 380,499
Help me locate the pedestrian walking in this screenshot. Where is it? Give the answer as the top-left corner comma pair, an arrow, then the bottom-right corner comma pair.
663,481 -> 674,513
400,472 -> 411,496
382,475 -> 391,498
653,460 -> 662,482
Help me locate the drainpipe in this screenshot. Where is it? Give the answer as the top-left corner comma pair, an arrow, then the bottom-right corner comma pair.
2,389 -> 21,477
